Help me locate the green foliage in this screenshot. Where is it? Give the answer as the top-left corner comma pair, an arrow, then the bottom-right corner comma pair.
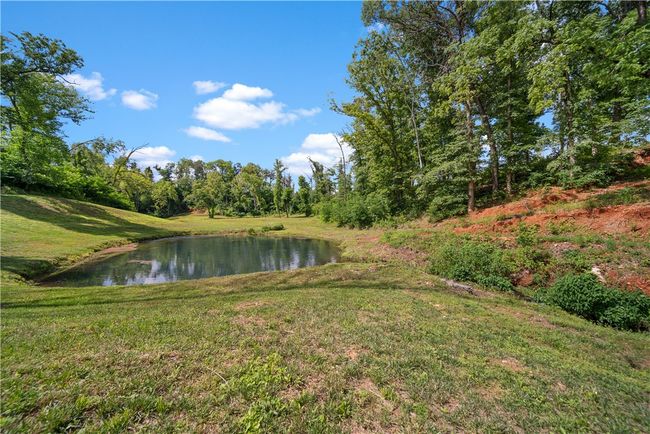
320,193 -> 390,229
221,353 -> 294,433
585,185 -> 650,210
261,224 -> 284,232
297,175 -> 312,217
516,223 -> 539,247
151,180 -> 179,217
429,237 -> 515,291
538,274 -> 650,331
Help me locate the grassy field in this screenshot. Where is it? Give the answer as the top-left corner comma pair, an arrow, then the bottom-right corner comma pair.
1,194 -> 649,432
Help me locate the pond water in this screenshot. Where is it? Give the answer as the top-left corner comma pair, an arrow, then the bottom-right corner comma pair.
43,235 -> 340,287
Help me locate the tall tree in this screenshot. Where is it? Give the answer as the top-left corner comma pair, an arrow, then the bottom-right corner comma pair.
273,159 -> 287,216
1,32 -> 90,188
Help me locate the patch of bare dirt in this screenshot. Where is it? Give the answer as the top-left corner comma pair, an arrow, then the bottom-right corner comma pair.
235,300 -> 269,310
495,357 -> 526,372
346,347 -> 363,361
439,181 -> 650,236
355,378 -> 394,410
454,202 -> 650,237
98,243 -> 138,255
478,383 -> 505,400
495,306 -> 556,329
513,269 -> 534,287
356,234 -> 428,266
231,315 -> 267,327
603,268 -> 650,295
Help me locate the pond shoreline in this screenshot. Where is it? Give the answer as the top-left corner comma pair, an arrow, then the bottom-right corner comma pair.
38,230 -> 343,287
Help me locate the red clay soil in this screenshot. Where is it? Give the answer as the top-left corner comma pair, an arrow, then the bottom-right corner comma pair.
451,181 -> 650,237
469,181 -> 648,220
604,269 -> 650,295
455,203 -> 650,237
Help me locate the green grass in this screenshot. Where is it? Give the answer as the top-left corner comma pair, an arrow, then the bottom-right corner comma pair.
2,194 -> 650,432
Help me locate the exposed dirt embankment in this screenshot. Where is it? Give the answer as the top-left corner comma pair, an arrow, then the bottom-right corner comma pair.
452,181 -> 650,237
385,181 -> 650,295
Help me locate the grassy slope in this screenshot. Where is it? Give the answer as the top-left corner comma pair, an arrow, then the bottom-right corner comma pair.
1,194 -> 649,432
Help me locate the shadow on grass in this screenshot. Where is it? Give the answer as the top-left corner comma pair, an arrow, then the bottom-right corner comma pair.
1,267 -> 470,310
1,256 -> 54,277
1,194 -> 172,239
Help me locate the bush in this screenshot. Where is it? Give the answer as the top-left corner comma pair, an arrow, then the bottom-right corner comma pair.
317,200 -> 334,223
429,237 -> 515,291
537,274 -> 650,331
318,193 -> 391,229
516,223 -> 539,247
261,224 -> 284,232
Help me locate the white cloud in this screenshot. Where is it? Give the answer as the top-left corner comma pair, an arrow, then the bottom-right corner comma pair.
189,155 -> 204,161
281,133 -> 352,176
293,107 -> 321,117
184,126 -> 231,143
222,83 -> 273,101
367,22 -> 386,33
131,146 -> 175,168
193,80 -> 226,95
62,72 -> 116,101
194,98 -> 289,130
193,83 -> 319,130
121,89 -> 158,110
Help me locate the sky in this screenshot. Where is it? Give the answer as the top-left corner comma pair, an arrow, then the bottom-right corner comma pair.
2,1 -> 365,177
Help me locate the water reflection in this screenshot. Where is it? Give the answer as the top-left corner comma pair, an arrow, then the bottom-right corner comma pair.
43,236 -> 339,287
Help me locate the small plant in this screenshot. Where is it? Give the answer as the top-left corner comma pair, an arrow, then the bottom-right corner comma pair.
516,223 -> 539,247
547,220 -> 576,235
221,353 -> 296,432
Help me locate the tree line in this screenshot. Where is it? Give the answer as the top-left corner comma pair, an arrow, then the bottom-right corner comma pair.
0,32 -> 317,218
2,1 -> 648,226
331,0 -> 648,225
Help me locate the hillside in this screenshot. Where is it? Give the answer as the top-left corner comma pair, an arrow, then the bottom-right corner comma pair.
1,190 -> 649,432
383,181 -> 650,295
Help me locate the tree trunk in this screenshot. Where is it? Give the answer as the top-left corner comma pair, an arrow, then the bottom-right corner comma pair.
638,0 -> 647,24
506,169 -> 513,197
564,74 -> 576,176
468,178 -> 476,213
476,96 -> 499,193
464,100 -> 477,213
506,72 -> 514,198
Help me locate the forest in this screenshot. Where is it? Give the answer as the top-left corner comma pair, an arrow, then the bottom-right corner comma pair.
1,1 -> 648,227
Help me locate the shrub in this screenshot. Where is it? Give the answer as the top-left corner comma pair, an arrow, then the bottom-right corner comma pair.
516,223 -> 539,247
261,224 -> 284,232
537,273 -> 650,331
429,238 -> 515,291
317,200 -> 334,223
319,194 -> 391,229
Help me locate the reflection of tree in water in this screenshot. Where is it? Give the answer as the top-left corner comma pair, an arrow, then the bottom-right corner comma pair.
49,236 -> 340,287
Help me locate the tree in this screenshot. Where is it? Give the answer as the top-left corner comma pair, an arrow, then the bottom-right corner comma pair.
1,32 -> 91,188
281,184 -> 293,217
297,175 -> 312,216
152,180 -> 179,217
273,159 -> 287,216
187,172 -> 227,218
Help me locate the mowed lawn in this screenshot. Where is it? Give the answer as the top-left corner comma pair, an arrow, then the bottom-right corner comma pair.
1,194 -> 649,432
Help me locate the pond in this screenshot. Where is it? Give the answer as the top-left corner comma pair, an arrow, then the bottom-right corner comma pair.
42,235 -> 340,287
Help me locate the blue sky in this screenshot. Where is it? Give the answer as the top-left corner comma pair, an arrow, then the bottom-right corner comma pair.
2,1 -> 364,176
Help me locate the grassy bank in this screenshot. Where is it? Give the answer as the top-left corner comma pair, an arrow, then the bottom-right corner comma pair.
1,193 -> 649,432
